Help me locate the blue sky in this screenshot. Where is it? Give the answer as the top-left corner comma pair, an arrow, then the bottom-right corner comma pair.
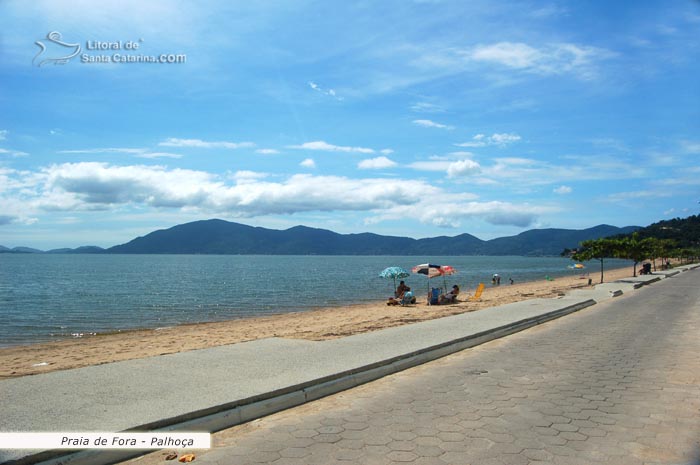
1,0 -> 699,249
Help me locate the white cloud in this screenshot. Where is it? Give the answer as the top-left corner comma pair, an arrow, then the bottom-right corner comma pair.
0,148 -> 29,158
0,130 -> 8,141
135,152 -> 183,159
159,138 -> 255,149
7,162 -> 443,217
681,140 -> 700,154
358,156 -> 397,170
59,147 -> 182,159
59,148 -> 145,154
369,198 -> 554,229
380,149 -> 394,155
553,185 -> 572,194
446,159 -> 481,178
455,133 -> 521,148
256,148 -> 280,154
471,42 -> 542,69
407,161 -> 451,172
308,81 -> 343,101
465,41 -> 613,80
288,141 -> 375,154
412,119 -> 454,130
2,163 -> 560,231
410,102 -> 445,113
300,158 -> 316,168
606,190 -> 672,203
232,170 -> 269,182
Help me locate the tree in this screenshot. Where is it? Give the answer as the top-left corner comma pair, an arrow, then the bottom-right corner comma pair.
572,238 -> 618,283
616,233 -> 654,277
646,238 -> 677,270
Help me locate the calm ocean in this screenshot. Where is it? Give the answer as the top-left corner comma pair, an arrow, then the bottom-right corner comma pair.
0,254 -> 631,347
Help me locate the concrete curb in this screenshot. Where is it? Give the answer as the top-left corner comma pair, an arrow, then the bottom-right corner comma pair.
15,299 -> 597,465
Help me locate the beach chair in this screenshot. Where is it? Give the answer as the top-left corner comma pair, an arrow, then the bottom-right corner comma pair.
400,291 -> 415,306
468,283 -> 485,301
429,288 -> 441,305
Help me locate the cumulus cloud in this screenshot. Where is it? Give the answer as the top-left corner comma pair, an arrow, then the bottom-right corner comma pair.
407,155 -> 480,178
232,170 -> 269,181
158,138 -> 255,149
408,161 -> 451,172
455,133 -> 521,148
368,198 -> 552,229
358,156 -> 397,170
256,148 -> 280,154
553,185 -> 572,194
412,119 -> 454,130
446,159 -> 481,178
3,163 -> 557,231
6,162 -> 444,218
288,141 -> 375,154
300,158 -> 316,168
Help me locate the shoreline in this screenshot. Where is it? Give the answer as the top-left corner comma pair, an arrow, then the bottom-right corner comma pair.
0,267 -> 635,379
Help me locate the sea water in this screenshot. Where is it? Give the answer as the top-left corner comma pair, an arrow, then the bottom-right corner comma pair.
0,254 -> 631,347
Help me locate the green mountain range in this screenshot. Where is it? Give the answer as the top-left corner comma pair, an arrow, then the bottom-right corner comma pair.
1,219 -> 638,256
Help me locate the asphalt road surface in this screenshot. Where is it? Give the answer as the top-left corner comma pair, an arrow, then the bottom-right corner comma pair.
132,271 -> 700,465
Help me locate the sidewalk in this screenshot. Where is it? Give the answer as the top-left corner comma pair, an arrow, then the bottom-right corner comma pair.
1,266 -> 696,465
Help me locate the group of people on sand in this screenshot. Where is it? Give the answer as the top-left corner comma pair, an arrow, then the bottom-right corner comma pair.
387,281 -> 459,306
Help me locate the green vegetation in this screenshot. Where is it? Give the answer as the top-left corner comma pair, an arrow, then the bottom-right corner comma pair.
634,214 -> 700,248
565,215 -> 700,281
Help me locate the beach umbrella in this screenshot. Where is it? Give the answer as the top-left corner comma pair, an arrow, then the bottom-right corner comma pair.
412,263 -> 444,299
411,263 -> 443,278
438,265 -> 458,290
379,266 -> 410,293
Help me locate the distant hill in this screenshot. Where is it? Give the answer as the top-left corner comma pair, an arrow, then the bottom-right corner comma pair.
632,214 -> 700,248
0,246 -> 105,254
0,246 -> 44,254
485,225 -> 640,256
104,219 -> 639,256
46,246 -> 106,254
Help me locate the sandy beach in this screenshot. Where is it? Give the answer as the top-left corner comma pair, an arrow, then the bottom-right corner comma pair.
0,267 -> 635,379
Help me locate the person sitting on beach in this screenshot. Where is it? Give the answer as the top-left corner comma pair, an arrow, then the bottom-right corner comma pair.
388,281 -> 413,305
388,290 -> 416,305
439,285 -> 460,304
395,281 -> 410,298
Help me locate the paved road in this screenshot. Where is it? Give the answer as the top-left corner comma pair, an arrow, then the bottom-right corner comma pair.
131,271 -> 700,465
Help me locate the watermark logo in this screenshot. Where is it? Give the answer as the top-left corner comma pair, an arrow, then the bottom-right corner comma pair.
33,31 -> 187,66
33,31 -> 81,66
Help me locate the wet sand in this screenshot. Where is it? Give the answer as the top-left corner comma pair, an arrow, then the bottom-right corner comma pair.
0,267 -> 633,379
